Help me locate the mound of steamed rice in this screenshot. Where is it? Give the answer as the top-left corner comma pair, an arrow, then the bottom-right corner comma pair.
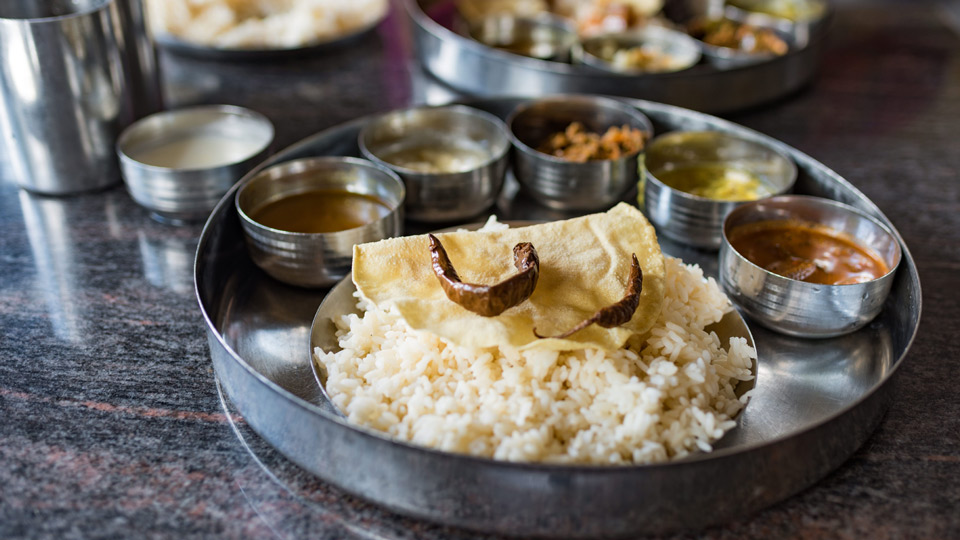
314,256 -> 755,465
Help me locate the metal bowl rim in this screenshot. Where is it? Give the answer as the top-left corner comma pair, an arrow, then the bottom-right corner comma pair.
725,0 -> 830,27
358,104 -> 511,175
465,10 -> 579,46
644,129 -> 799,203
577,27 -> 704,75
116,104 -> 275,173
689,16 -> 797,61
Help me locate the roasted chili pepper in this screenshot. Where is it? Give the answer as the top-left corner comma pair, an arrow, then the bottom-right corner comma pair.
428,234 -> 540,317
534,254 -> 643,339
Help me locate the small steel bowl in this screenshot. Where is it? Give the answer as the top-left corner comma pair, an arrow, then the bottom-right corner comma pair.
642,130 -> 796,249
236,157 -> 405,288
507,94 -> 654,211
691,18 -> 795,68
724,0 -> 829,47
577,27 -> 702,74
719,195 -> 902,338
466,13 -> 578,62
358,105 -> 510,223
117,105 -> 274,223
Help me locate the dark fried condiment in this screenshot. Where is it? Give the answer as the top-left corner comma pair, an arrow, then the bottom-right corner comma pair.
688,19 -> 788,55
537,122 -> 646,163
251,190 -> 391,233
428,234 -> 540,317
728,220 -> 890,285
535,254 -> 644,339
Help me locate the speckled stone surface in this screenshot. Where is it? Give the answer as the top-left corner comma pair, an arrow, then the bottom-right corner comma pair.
1,1 -> 959,538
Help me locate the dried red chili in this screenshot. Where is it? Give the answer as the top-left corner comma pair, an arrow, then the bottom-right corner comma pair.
534,254 -> 643,339
428,234 -> 540,317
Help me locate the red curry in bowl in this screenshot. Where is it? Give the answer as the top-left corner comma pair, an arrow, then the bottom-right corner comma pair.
727,220 -> 890,285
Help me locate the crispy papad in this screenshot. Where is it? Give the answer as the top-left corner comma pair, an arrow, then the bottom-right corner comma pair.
352,203 -> 665,351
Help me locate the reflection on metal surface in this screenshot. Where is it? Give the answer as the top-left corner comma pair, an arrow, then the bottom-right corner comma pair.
410,70 -> 462,106
18,191 -> 119,343
216,378 -> 426,540
219,267 -> 327,404
138,229 -> 197,295
719,324 -> 892,447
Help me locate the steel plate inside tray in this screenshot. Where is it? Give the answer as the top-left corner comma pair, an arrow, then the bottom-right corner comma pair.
195,98 -> 920,537
408,0 -> 830,113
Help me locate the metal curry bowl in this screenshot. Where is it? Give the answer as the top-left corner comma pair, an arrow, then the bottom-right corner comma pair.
359,105 -> 510,223
507,94 -> 654,211
235,157 -> 405,288
642,130 -> 797,249
577,26 -> 702,74
719,195 -> 902,338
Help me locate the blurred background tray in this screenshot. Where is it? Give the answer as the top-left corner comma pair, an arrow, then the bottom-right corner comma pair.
409,0 -> 831,113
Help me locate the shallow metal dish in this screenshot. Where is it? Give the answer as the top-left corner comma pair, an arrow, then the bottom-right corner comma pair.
693,19 -> 797,69
409,0 -> 832,113
309,268 -> 757,419
152,10 -> 386,61
195,97 -> 921,537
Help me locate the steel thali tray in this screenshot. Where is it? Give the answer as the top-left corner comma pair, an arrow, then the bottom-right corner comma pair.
408,0 -> 831,114
195,97 -> 921,537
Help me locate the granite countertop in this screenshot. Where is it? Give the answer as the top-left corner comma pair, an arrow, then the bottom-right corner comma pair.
2,1 -> 958,538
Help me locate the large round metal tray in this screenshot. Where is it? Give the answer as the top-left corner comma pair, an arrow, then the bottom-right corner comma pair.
408,0 -> 830,114
195,97 -> 921,537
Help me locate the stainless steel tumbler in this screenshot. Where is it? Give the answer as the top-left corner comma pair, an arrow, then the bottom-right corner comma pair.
0,0 -> 159,195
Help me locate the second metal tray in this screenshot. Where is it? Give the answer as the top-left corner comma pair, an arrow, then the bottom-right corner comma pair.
409,0 -> 830,113
195,97 -> 920,537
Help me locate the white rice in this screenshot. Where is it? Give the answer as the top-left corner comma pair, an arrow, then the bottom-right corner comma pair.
314,257 -> 755,465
